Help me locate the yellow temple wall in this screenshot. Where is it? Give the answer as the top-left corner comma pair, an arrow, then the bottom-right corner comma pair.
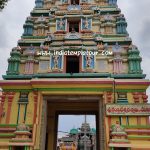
9,93 -> 19,124
25,92 -> 34,125
127,93 -> 134,103
129,117 -> 137,125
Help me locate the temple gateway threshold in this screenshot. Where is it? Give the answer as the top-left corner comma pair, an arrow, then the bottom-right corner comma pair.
0,0 -> 150,150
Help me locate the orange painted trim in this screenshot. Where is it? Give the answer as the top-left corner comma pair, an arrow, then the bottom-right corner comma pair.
147,116 -> 150,125
64,55 -> 66,73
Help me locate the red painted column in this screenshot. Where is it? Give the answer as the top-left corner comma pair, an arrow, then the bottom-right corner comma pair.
6,92 -> 15,124
0,92 -> 6,123
33,92 -> 38,124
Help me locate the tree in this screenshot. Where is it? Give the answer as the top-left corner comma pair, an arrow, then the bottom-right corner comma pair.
0,0 -> 9,10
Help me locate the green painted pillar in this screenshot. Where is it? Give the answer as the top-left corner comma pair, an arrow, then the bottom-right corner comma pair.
9,146 -> 12,150
7,60 -> 12,72
137,60 -> 141,72
129,60 -> 134,73
16,62 -> 20,73
133,60 -> 137,73
14,62 -> 18,72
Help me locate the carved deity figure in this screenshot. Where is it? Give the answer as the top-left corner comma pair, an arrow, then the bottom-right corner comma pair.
82,18 -> 91,30
86,55 -> 92,68
57,18 -> 65,31
53,55 -> 60,69
112,42 -> 123,74
112,121 -> 125,132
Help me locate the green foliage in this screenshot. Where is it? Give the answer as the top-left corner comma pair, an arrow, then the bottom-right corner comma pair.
0,0 -> 9,10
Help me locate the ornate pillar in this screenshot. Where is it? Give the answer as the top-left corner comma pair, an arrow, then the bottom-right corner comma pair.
113,43 -> 122,74
25,60 -> 34,74
99,97 -> 106,150
0,92 -> 6,123
6,92 -> 15,124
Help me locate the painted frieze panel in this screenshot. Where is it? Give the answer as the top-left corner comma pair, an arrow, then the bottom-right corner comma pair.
50,55 -> 63,70
82,54 -> 95,69
56,18 -> 67,31
106,104 -> 150,116
81,18 -> 92,30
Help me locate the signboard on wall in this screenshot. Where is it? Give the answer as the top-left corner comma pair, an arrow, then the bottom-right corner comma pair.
106,104 -> 150,116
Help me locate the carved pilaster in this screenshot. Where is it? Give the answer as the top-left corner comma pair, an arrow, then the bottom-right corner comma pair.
99,98 -> 106,150
6,92 -> 15,124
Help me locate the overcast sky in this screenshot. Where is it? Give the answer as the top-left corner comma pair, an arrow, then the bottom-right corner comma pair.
0,0 -> 150,134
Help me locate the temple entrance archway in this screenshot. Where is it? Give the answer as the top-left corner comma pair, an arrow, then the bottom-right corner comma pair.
40,95 -> 105,150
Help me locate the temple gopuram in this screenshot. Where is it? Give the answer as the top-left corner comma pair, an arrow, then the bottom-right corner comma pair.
0,0 -> 150,150
58,117 -> 96,150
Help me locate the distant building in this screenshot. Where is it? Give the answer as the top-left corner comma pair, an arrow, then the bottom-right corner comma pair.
58,121 -> 96,150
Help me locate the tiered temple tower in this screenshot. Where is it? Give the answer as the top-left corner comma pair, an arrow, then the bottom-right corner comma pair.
0,0 -> 150,150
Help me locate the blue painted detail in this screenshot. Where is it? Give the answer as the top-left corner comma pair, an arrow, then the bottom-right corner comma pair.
81,18 -> 92,30
51,55 -> 62,70
108,0 -> 117,5
23,25 -> 33,36
117,99 -> 128,104
67,5 -> 81,11
56,18 -> 66,31
83,54 -> 95,69
35,0 -> 44,8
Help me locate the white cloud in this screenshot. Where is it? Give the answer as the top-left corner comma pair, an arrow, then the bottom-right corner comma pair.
0,0 -> 35,79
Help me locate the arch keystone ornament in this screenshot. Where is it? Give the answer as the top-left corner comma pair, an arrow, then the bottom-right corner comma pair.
0,0 -> 150,150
